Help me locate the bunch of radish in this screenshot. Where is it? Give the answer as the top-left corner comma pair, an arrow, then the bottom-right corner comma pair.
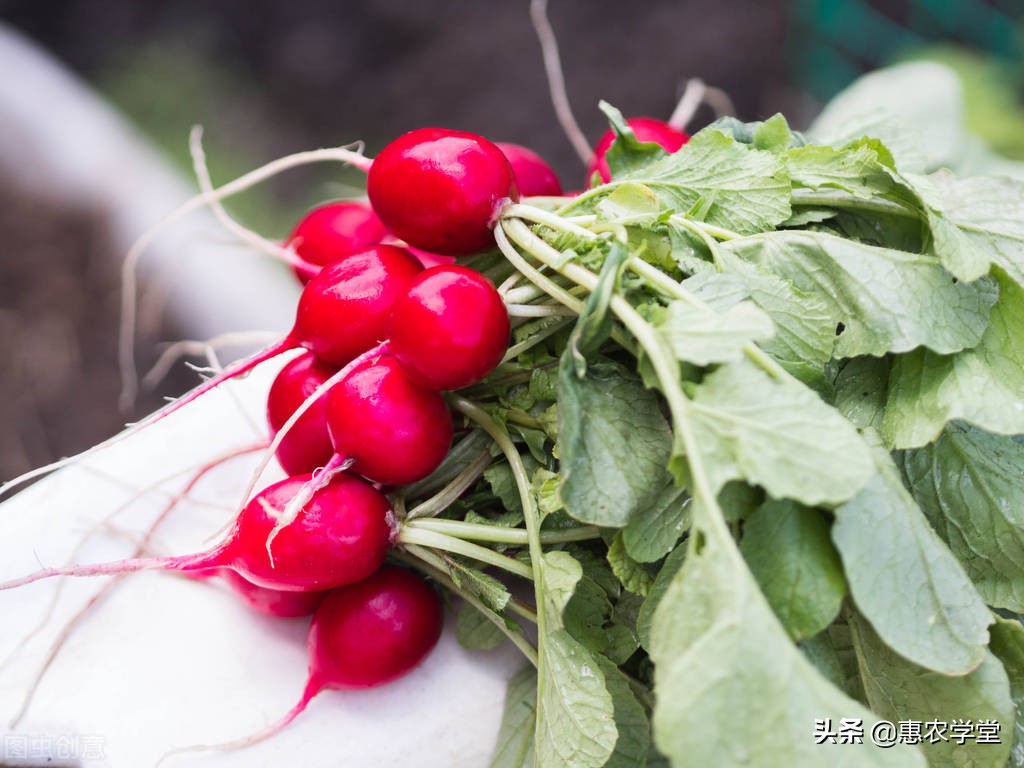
0,116 -> 692,758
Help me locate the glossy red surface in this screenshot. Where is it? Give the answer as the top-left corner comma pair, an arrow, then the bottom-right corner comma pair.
307,566 -> 443,689
368,128 -> 519,255
326,355 -> 453,485
388,265 -> 509,391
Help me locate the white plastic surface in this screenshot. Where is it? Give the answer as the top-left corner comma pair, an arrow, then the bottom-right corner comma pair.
0,363 -> 524,767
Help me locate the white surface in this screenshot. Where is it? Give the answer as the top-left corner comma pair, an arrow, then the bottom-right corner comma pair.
0,364 -> 524,767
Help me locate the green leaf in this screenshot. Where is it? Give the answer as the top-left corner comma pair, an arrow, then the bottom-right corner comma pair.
563,575 -> 613,655
832,356 -> 890,433
988,616 -> 1024,767
622,482 -> 690,563
883,268 -> 1024,448
649,496 -> 923,768
594,656 -> 650,768
786,139 -> 896,198
809,61 -> 967,173
536,552 -> 618,768
557,359 -> 673,527
655,297 -> 775,366
902,170 -> 992,282
899,424 -> 1024,612
542,550 -> 586,621
599,101 -> 672,179
486,462 -> 526,516
448,561 -> 512,613
715,251 -> 836,369
456,603 -> 509,651
537,629 -> 618,768
739,500 -> 847,641
607,532 -> 654,597
605,592 -> 642,665
686,359 -> 874,506
799,621 -> 868,705
831,442 -> 991,675
722,230 -> 998,358
849,608 -> 1014,768
567,242 -> 629,375
490,666 -> 538,768
595,182 -> 662,222
615,128 -> 792,235
751,113 -> 802,152
706,114 -> 806,150
909,171 -> 1024,289
637,541 -> 687,652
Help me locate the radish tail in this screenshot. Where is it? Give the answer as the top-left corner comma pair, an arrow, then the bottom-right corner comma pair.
0,340 -> 290,501
155,678 -> 321,766
0,549 -> 225,592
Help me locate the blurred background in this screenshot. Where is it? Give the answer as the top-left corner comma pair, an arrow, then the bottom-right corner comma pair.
0,0 -> 1021,480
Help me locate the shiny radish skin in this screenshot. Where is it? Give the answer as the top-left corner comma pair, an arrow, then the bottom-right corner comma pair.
497,142 -> 563,197
220,569 -> 328,618
326,355 -> 453,486
308,566 -> 443,689
221,473 -> 393,591
0,474 -> 394,593
388,266 -> 510,391
367,128 -> 519,256
291,245 -> 423,365
266,352 -> 339,476
288,201 -> 386,284
587,117 -> 689,183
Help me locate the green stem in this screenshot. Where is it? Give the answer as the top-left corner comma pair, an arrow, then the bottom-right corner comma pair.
452,397 -> 550,710
790,189 -> 919,219
626,256 -> 790,382
406,518 -> 601,545
668,214 -> 727,268
507,303 -> 577,318
502,317 -> 573,362
676,217 -> 741,241
499,218 -> 723,511
504,202 -> 600,241
495,223 -> 637,355
504,411 -> 546,430
398,526 -> 534,579
507,597 -> 539,624
405,448 -> 492,521
396,547 -> 539,667
495,224 -> 586,315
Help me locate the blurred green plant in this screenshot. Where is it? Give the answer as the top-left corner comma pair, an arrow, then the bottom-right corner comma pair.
96,41 -> 367,240
903,44 -> 1024,160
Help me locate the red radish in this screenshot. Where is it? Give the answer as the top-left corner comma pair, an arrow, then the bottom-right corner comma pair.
266,352 -> 338,475
287,201 -> 386,283
219,569 -> 328,618
0,474 -> 394,593
159,567 -> 442,760
291,244 -> 423,365
326,355 -> 453,485
497,142 -> 563,197
388,265 -> 510,391
305,566 -> 442,688
587,117 -> 689,183
367,128 -> 519,256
